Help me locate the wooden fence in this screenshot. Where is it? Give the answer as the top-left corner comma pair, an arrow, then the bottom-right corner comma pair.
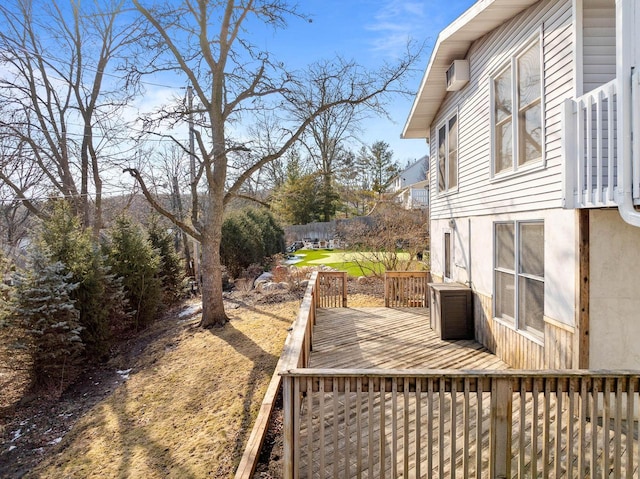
384,271 -> 431,308
316,271 -> 347,308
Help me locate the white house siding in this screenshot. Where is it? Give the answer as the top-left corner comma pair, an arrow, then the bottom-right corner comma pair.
581,0 -> 616,94
589,209 -> 640,370
429,0 -> 573,220
430,209 -> 576,328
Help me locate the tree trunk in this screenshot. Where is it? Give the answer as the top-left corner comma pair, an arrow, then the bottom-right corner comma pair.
198,196 -> 228,328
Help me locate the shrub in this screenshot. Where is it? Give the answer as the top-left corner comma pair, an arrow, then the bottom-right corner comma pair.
220,208 -> 284,278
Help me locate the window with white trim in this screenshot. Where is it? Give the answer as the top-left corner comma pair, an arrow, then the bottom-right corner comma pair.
437,113 -> 458,193
444,232 -> 452,279
494,221 -> 544,336
492,38 -> 542,175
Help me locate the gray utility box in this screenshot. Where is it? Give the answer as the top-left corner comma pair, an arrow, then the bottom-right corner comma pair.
428,283 -> 473,340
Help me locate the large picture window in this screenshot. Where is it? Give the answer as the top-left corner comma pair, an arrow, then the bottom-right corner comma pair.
437,113 -> 458,193
492,38 -> 542,175
494,221 -> 544,336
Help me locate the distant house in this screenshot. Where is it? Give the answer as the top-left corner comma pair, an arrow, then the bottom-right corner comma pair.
390,155 -> 429,209
403,0 -> 640,370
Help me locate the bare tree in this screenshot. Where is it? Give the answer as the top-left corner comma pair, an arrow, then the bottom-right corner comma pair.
338,204 -> 429,276
126,0 -> 422,327
0,0 -> 144,234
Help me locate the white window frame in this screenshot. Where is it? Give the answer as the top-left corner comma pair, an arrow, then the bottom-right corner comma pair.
490,29 -> 545,179
444,230 -> 453,280
435,110 -> 459,194
493,220 -> 544,340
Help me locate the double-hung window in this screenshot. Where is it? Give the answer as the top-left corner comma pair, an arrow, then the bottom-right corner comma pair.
492,37 -> 543,175
437,113 -> 458,193
494,221 -> 544,337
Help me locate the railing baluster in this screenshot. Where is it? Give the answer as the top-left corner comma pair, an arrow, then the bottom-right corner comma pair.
531,378 -> 539,477
568,377 -> 576,479
625,377 -> 635,479
463,377 -> 470,478
578,377 -> 587,477
439,377 -> 445,479
356,377 -> 363,479
380,378 -> 386,479
597,91 -> 604,204
476,379 -> 483,479
542,378 -> 551,477
416,379 -> 422,478
307,377 -> 313,479
608,83 -> 615,202
390,377 -> 399,478
319,378 -> 325,478
368,378 -> 374,479
428,378 -> 434,479
555,378 -> 563,478
450,378 -> 457,479
403,378 -> 410,477
591,379 -> 599,478
614,378 -> 623,478
603,378 -> 611,479
518,379 -> 526,478
333,377 -> 339,478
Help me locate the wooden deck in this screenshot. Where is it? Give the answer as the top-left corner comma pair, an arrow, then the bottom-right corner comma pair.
310,307 -> 508,370
292,307 -> 639,478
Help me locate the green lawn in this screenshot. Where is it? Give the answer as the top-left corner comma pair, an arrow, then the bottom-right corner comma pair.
287,249 -> 412,277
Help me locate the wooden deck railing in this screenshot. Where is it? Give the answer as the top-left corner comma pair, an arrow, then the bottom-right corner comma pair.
281,369 -> 640,478
384,271 -> 430,307
277,271 -> 639,478
316,271 -> 347,308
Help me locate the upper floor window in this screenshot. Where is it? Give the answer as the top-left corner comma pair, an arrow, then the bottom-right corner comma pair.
492,38 -> 543,176
437,113 -> 458,193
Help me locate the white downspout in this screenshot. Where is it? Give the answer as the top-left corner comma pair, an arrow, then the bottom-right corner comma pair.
616,0 -> 640,226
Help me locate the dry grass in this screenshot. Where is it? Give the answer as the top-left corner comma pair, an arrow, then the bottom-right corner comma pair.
27,299 -> 299,479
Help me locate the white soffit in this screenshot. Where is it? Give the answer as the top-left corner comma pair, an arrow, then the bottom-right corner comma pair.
402,0 -> 541,139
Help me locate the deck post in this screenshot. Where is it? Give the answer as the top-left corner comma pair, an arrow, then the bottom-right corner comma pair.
489,377 -> 513,479
282,375 -> 295,479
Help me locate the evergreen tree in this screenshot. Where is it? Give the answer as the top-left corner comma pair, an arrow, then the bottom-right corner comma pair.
37,202 -> 113,360
147,217 -> 186,305
104,215 -> 162,330
10,249 -> 83,390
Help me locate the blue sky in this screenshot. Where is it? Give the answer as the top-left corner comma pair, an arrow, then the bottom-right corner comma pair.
252,0 -> 474,165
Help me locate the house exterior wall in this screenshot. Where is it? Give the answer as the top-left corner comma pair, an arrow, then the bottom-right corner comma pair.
431,208 -> 577,368
589,209 -> 640,369
581,0 -> 616,94
393,157 -> 427,192
429,0 -> 573,220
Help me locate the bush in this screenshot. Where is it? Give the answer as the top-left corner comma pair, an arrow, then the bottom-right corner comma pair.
10,249 -> 83,390
104,215 -> 162,330
221,208 -> 284,279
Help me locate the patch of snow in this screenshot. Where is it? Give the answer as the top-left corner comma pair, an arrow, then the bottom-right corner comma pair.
178,304 -> 202,318
10,429 -> 22,442
48,437 -> 62,445
116,368 -> 132,380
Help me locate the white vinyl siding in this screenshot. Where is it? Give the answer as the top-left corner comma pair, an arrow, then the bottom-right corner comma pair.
429,0 -> 573,221
582,0 -> 616,94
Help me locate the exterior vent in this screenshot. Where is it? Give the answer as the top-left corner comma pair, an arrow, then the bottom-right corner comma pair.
445,60 -> 470,91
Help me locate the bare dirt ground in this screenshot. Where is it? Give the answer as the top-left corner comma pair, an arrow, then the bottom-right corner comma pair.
0,276 -> 383,479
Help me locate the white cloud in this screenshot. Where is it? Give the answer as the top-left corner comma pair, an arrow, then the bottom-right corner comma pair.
366,1 -> 428,56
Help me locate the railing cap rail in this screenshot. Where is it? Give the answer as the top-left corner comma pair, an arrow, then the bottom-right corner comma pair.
282,367 -> 640,379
